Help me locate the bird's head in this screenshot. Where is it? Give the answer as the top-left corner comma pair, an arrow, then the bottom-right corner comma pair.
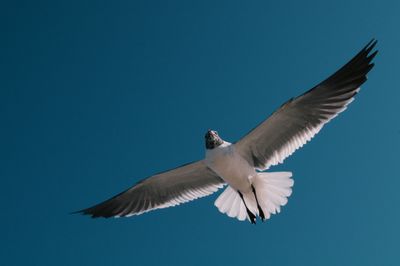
205,129 -> 224,149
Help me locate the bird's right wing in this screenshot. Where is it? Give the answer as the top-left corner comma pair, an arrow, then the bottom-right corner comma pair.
235,40 -> 377,170
78,160 -> 225,218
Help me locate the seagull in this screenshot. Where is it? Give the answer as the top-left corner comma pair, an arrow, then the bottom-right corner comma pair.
77,40 -> 378,223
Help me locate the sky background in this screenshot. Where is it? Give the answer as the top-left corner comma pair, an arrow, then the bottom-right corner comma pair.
1,1 -> 400,265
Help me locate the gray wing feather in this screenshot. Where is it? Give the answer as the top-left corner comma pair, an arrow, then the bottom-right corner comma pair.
78,160 -> 225,218
235,40 -> 378,170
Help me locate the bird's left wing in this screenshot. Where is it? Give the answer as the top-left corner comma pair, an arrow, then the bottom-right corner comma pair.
235,40 -> 378,171
78,160 -> 225,218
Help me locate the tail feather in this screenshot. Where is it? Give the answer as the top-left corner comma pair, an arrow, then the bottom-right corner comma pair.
214,171 -> 294,222
227,195 -> 240,218
253,172 -> 293,216
215,186 -> 248,221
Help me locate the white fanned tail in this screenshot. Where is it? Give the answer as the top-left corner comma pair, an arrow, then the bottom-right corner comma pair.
214,172 -> 294,222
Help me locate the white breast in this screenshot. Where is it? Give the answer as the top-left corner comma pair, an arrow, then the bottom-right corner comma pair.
205,142 -> 256,192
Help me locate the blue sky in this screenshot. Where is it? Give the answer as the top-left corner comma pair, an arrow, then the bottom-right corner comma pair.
1,0 -> 400,265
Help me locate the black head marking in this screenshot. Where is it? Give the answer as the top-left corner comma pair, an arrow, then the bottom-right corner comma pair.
205,129 -> 223,149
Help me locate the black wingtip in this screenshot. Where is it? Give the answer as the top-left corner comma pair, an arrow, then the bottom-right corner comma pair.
73,208 -> 105,218
364,39 -> 377,51
364,39 -> 379,58
368,50 -> 379,61
301,39 -> 378,97
70,209 -> 87,216
72,199 -> 127,219
70,207 -> 100,218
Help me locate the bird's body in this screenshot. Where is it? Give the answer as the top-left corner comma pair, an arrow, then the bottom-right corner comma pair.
77,40 -> 378,224
205,141 -> 254,193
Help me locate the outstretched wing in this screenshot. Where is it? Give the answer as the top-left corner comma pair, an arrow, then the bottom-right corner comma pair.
78,160 -> 225,218
235,40 -> 378,170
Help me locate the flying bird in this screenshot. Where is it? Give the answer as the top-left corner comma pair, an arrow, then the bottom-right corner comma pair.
77,40 -> 378,223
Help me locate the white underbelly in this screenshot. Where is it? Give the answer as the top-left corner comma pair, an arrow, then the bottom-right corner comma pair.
205,143 -> 256,192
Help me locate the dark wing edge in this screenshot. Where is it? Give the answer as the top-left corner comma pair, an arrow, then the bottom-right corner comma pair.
301,39 -> 378,98
75,160 -> 225,218
235,39 -> 378,170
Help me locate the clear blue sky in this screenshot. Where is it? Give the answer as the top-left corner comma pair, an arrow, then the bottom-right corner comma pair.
1,1 -> 399,265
